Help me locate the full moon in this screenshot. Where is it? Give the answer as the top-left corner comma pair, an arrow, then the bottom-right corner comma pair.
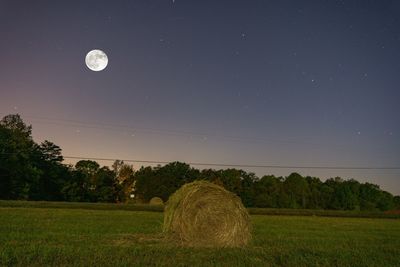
85,49 -> 108,71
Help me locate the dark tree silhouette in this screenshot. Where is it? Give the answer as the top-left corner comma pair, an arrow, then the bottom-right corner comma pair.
0,114 -> 398,210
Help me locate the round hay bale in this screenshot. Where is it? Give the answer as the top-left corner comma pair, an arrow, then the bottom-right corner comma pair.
149,197 -> 164,205
163,180 -> 251,247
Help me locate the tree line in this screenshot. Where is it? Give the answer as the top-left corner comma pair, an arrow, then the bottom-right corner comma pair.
1,114 -> 399,211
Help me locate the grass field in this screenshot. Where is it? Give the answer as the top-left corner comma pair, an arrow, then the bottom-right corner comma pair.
1,200 -> 399,219
1,204 -> 399,266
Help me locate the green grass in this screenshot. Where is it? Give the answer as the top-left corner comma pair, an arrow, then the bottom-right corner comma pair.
1,200 -> 398,219
0,200 -> 165,212
0,206 -> 399,266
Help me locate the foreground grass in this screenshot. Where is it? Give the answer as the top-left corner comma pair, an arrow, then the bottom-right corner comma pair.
0,207 -> 399,266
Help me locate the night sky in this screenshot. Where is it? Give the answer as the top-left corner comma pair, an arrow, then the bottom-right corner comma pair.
1,1 -> 399,194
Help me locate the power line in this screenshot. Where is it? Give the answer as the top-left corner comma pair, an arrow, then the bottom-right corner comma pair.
22,114 -> 334,146
19,114 -> 394,157
1,113 -> 398,170
2,152 -> 398,170
61,156 -> 400,170
2,113 -> 392,155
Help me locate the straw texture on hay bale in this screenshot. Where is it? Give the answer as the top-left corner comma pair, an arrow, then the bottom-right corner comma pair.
149,197 -> 164,205
163,180 -> 252,247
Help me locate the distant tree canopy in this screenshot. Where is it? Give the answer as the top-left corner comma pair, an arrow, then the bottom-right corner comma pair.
0,114 -> 399,211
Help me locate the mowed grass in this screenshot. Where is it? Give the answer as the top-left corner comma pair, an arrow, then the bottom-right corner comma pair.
2,200 -> 399,219
0,207 -> 399,267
